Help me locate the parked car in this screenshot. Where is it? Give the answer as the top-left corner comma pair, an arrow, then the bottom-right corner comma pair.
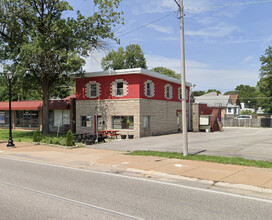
235,115 -> 252,119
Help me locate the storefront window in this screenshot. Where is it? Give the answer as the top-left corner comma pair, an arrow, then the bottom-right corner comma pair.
0,111 -> 9,127
15,110 -> 39,128
112,116 -> 134,129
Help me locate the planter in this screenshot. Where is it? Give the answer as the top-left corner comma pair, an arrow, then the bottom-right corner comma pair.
121,135 -> 127,139
121,123 -> 130,129
128,135 -> 134,139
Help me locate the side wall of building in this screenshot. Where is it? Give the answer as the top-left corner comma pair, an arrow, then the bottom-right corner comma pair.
139,99 -> 185,137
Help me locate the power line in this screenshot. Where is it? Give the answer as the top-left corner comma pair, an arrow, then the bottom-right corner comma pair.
116,11 -> 176,38
186,0 -> 272,11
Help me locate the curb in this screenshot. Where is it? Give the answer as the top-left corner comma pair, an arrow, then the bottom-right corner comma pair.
125,168 -> 272,194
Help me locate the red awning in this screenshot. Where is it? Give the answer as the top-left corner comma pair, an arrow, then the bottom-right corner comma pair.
0,100 -> 70,111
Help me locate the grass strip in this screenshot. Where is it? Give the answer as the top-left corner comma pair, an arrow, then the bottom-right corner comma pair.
128,150 -> 272,168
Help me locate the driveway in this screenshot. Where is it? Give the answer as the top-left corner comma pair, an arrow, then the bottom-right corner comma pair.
93,127 -> 272,161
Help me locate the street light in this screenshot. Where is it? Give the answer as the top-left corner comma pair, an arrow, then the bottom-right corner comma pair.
6,71 -> 15,147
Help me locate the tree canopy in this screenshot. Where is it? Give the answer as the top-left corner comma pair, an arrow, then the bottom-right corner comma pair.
151,67 -> 180,79
234,85 -> 257,108
0,0 -> 123,134
101,44 -> 147,70
258,46 -> 272,112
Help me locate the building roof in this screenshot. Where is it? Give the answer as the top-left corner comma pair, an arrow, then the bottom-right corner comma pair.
194,92 -> 231,107
73,68 -> 193,87
0,100 -> 70,111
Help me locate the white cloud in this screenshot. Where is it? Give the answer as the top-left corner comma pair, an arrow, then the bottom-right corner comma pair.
242,56 -> 254,63
83,50 -> 106,72
158,36 -> 178,41
148,24 -> 173,34
186,23 -> 240,38
146,54 -> 258,92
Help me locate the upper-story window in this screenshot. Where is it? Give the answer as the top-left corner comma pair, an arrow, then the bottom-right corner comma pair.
144,80 -> 155,98
179,87 -> 189,101
111,79 -> 128,97
116,82 -> 124,96
164,84 -> 173,99
85,81 -> 101,98
178,87 -> 182,100
90,84 -> 97,97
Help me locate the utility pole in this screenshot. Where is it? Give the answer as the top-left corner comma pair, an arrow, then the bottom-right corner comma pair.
174,0 -> 188,156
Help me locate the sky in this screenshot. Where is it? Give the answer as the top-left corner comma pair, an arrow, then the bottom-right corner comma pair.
67,0 -> 272,93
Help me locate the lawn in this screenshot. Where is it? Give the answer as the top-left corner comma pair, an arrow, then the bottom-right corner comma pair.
0,129 -> 34,142
0,129 -> 67,144
128,150 -> 272,169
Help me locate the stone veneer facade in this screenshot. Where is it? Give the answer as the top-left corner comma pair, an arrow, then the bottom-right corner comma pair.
76,98 -> 189,138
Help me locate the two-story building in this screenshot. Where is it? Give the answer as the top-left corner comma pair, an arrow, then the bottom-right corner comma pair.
74,68 -> 192,138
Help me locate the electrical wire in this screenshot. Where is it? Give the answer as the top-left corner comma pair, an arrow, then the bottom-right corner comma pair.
186,0 -> 272,11
116,11 -> 176,38
116,0 -> 272,38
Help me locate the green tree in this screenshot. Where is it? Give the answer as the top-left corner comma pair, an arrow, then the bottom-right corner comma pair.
207,89 -> 221,94
192,91 -> 206,96
101,44 -> 147,70
224,91 -> 237,95
258,46 -> 272,112
0,0 -> 123,134
234,85 -> 257,109
151,67 -> 180,79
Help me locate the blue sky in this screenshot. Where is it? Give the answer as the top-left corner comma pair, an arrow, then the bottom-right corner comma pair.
68,0 -> 272,93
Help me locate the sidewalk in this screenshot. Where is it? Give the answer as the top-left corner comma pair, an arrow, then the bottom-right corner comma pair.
1,141 -> 272,192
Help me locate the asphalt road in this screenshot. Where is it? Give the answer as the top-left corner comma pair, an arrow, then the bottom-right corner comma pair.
0,157 -> 271,219
94,127 -> 272,161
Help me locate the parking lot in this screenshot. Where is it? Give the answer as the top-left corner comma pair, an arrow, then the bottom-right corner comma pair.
93,127 -> 272,161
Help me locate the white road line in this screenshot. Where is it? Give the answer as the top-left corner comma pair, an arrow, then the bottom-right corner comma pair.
0,180 -> 144,220
1,155 -> 272,204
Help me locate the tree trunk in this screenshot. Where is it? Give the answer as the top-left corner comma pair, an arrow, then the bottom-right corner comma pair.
42,84 -> 50,135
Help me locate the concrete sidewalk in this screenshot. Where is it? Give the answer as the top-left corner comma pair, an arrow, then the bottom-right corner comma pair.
1,141 -> 272,192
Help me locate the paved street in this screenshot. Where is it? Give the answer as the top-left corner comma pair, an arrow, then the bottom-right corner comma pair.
94,127 -> 272,161
0,157 -> 272,220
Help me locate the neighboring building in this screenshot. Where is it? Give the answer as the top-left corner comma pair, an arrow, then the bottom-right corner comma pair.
74,68 -> 192,138
192,103 -> 221,132
194,92 -> 240,118
0,98 -> 74,132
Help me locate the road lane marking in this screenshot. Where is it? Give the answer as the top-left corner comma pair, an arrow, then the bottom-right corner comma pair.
1,155 -> 272,204
0,180 -> 144,220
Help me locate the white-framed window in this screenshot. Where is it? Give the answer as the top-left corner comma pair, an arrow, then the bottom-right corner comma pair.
179,87 -> 189,101
111,79 -> 128,97
144,80 -> 155,98
227,108 -> 232,114
178,87 -> 182,100
116,82 -> 124,96
164,84 -> 173,99
90,84 -> 97,97
85,81 -> 101,98
143,116 -> 150,128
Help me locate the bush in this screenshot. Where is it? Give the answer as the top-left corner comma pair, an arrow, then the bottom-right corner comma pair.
33,128 -> 42,142
66,129 -> 75,146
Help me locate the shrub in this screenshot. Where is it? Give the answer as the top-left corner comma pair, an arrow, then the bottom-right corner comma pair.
66,129 -> 75,146
33,128 -> 42,143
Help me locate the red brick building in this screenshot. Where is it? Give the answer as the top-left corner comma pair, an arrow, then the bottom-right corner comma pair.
75,68 -> 192,138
